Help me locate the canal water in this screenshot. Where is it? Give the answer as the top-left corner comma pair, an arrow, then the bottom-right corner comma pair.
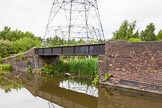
0,72 -> 162,108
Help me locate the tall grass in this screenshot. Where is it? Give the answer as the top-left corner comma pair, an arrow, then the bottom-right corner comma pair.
0,64 -> 13,73
0,57 -> 2,64
42,57 -> 98,77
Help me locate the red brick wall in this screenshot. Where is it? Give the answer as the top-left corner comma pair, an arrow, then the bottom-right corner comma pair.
99,41 -> 162,94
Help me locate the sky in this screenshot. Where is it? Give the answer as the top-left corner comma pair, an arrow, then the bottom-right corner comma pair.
0,0 -> 162,39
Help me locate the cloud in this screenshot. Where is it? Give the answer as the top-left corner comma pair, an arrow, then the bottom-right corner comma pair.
99,0 -> 162,38
0,0 -> 53,37
0,0 -> 162,39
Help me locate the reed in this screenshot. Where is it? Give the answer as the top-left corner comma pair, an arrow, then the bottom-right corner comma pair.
42,57 -> 98,77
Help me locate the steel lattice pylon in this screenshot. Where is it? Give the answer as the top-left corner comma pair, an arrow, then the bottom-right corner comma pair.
43,0 -> 105,45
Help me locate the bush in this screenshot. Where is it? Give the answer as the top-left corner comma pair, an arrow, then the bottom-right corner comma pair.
0,40 -> 14,58
128,38 -> 141,42
14,37 -> 41,53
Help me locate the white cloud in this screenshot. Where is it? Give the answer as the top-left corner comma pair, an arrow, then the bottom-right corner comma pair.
0,0 -> 162,39
99,0 -> 162,38
0,0 -> 53,37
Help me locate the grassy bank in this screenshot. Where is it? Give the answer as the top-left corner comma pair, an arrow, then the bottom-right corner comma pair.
42,57 -> 98,77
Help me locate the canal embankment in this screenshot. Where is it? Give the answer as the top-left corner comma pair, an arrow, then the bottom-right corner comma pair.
2,40 -> 162,94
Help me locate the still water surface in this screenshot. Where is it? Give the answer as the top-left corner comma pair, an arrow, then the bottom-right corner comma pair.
0,72 -> 162,108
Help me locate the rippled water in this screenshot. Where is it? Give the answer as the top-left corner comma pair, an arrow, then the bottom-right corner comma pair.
0,72 -> 162,108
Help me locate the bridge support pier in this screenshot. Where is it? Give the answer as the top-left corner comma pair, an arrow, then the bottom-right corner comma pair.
99,41 -> 162,94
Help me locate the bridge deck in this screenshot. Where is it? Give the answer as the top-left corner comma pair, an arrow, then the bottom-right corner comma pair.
35,44 -> 105,56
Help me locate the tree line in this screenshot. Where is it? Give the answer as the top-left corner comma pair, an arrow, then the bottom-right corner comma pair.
112,20 -> 162,42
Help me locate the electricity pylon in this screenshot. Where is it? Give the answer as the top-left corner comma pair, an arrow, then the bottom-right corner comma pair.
43,0 -> 105,45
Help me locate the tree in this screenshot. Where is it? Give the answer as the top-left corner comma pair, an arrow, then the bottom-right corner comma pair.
0,26 -> 42,55
156,30 -> 162,41
0,26 -> 41,42
140,23 -> 156,41
0,26 -> 11,40
133,30 -> 140,39
14,37 -> 41,53
113,20 -> 129,40
47,36 -> 66,47
113,20 -> 137,40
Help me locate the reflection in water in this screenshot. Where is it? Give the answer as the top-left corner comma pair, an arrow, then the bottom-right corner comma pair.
0,76 -> 22,93
0,72 -> 162,108
59,80 -> 98,97
36,76 -> 98,108
98,86 -> 162,108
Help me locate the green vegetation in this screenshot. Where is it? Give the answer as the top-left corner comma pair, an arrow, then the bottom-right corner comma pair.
140,23 -> 156,41
0,57 -> 2,64
0,40 -> 14,58
92,73 -> 111,85
27,66 -> 33,73
92,74 -> 99,85
42,57 -> 98,77
156,30 -> 162,41
104,73 -> 111,80
46,36 -> 101,47
113,20 -> 137,40
0,64 -> 13,72
113,20 -> 162,42
14,37 -> 41,53
0,56 -> 13,73
128,38 -> 141,42
0,26 -> 41,41
0,26 -> 41,58
0,76 -> 22,93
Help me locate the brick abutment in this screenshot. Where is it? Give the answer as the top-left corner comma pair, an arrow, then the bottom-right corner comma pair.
99,41 -> 162,94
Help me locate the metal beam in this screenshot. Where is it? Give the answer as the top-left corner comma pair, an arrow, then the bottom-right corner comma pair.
35,44 -> 105,56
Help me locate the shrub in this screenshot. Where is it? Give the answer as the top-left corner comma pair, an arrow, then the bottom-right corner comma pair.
14,37 -> 41,53
128,38 -> 141,42
0,40 -> 14,58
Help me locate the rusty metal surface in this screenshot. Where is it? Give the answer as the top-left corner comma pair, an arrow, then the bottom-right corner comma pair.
35,44 -> 105,56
